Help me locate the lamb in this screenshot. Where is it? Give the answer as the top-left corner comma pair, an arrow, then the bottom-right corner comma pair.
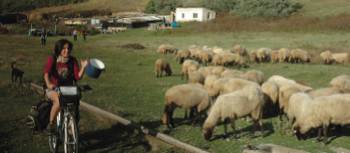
154,58 -> 172,77
202,85 -> 265,140
181,59 -> 200,80
332,53 -> 349,64
157,44 -> 177,54
162,84 -> 210,128
292,93 -> 350,142
329,74 -> 350,92
320,50 -> 334,64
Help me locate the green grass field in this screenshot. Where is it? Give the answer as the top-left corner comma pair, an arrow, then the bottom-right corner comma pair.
1,28 -> 350,152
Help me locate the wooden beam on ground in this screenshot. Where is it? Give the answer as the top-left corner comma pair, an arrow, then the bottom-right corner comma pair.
30,83 -> 209,153
242,144 -> 309,153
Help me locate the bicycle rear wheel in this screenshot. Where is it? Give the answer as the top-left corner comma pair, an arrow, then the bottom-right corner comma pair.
64,113 -> 79,153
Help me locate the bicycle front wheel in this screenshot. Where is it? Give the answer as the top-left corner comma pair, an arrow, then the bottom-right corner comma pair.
63,113 -> 79,153
49,112 -> 61,153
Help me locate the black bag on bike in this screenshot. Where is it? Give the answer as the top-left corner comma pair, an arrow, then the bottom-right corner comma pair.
26,99 -> 52,132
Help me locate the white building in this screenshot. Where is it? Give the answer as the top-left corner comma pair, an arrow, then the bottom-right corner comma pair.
175,8 -> 216,22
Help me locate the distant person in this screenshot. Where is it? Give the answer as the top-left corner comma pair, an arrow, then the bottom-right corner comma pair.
72,29 -> 78,41
40,29 -> 47,47
82,30 -> 87,41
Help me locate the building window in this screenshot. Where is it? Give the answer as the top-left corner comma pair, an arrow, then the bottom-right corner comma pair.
182,13 -> 185,19
193,13 -> 198,18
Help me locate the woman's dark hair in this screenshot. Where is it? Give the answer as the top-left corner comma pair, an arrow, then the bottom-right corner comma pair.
54,39 -> 73,57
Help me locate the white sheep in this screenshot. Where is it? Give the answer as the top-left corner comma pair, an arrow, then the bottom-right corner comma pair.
162,84 -> 210,128
332,53 -> 349,64
176,49 -> 191,64
181,59 -> 200,80
329,74 -> 350,92
188,71 -> 205,84
154,58 -> 172,77
320,50 -> 334,64
278,48 -> 290,63
202,85 -> 265,140
157,44 -> 177,54
271,50 -> 279,63
292,93 -> 350,142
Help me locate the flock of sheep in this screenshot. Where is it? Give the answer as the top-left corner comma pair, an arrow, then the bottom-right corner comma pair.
157,44 -> 350,66
154,44 -> 350,143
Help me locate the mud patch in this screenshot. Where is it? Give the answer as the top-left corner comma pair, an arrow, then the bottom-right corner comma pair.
118,43 -> 146,50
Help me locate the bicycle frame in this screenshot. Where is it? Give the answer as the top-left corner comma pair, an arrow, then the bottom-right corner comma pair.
49,86 -> 80,153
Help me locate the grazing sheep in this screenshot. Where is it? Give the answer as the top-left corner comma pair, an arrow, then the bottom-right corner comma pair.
221,78 -> 259,95
279,85 -> 312,116
329,74 -> 350,92
271,50 -> 279,63
197,66 -> 226,78
162,84 -> 210,128
188,71 -> 205,84
289,49 -> 310,64
176,49 -> 191,64
278,48 -> 290,63
240,70 -> 265,85
320,50 -> 334,64
181,59 -> 200,80
332,53 -> 349,64
157,44 -> 177,54
202,85 -> 265,140
232,44 -> 248,57
220,69 -> 243,78
249,50 -> 258,63
256,48 -> 271,63
261,81 -> 279,105
286,92 -> 313,130
308,87 -> 342,98
154,58 -> 172,77
293,94 -> 350,142
198,50 -> 213,65
204,74 -> 220,90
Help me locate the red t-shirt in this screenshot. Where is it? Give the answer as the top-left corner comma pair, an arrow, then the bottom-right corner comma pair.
44,56 -> 80,86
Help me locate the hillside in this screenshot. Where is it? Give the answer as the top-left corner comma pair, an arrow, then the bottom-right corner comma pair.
29,0 -> 150,15
29,0 -> 350,17
295,0 -> 350,17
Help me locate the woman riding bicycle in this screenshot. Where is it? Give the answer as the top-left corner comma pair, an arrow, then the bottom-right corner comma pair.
44,39 -> 88,134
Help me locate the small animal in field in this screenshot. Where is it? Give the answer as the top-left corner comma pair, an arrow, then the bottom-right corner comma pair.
11,62 -> 24,84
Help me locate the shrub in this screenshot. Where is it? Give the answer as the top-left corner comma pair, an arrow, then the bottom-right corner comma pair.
232,0 -> 302,17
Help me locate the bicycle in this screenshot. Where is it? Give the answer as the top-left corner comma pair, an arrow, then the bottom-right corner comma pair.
49,86 -> 81,153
